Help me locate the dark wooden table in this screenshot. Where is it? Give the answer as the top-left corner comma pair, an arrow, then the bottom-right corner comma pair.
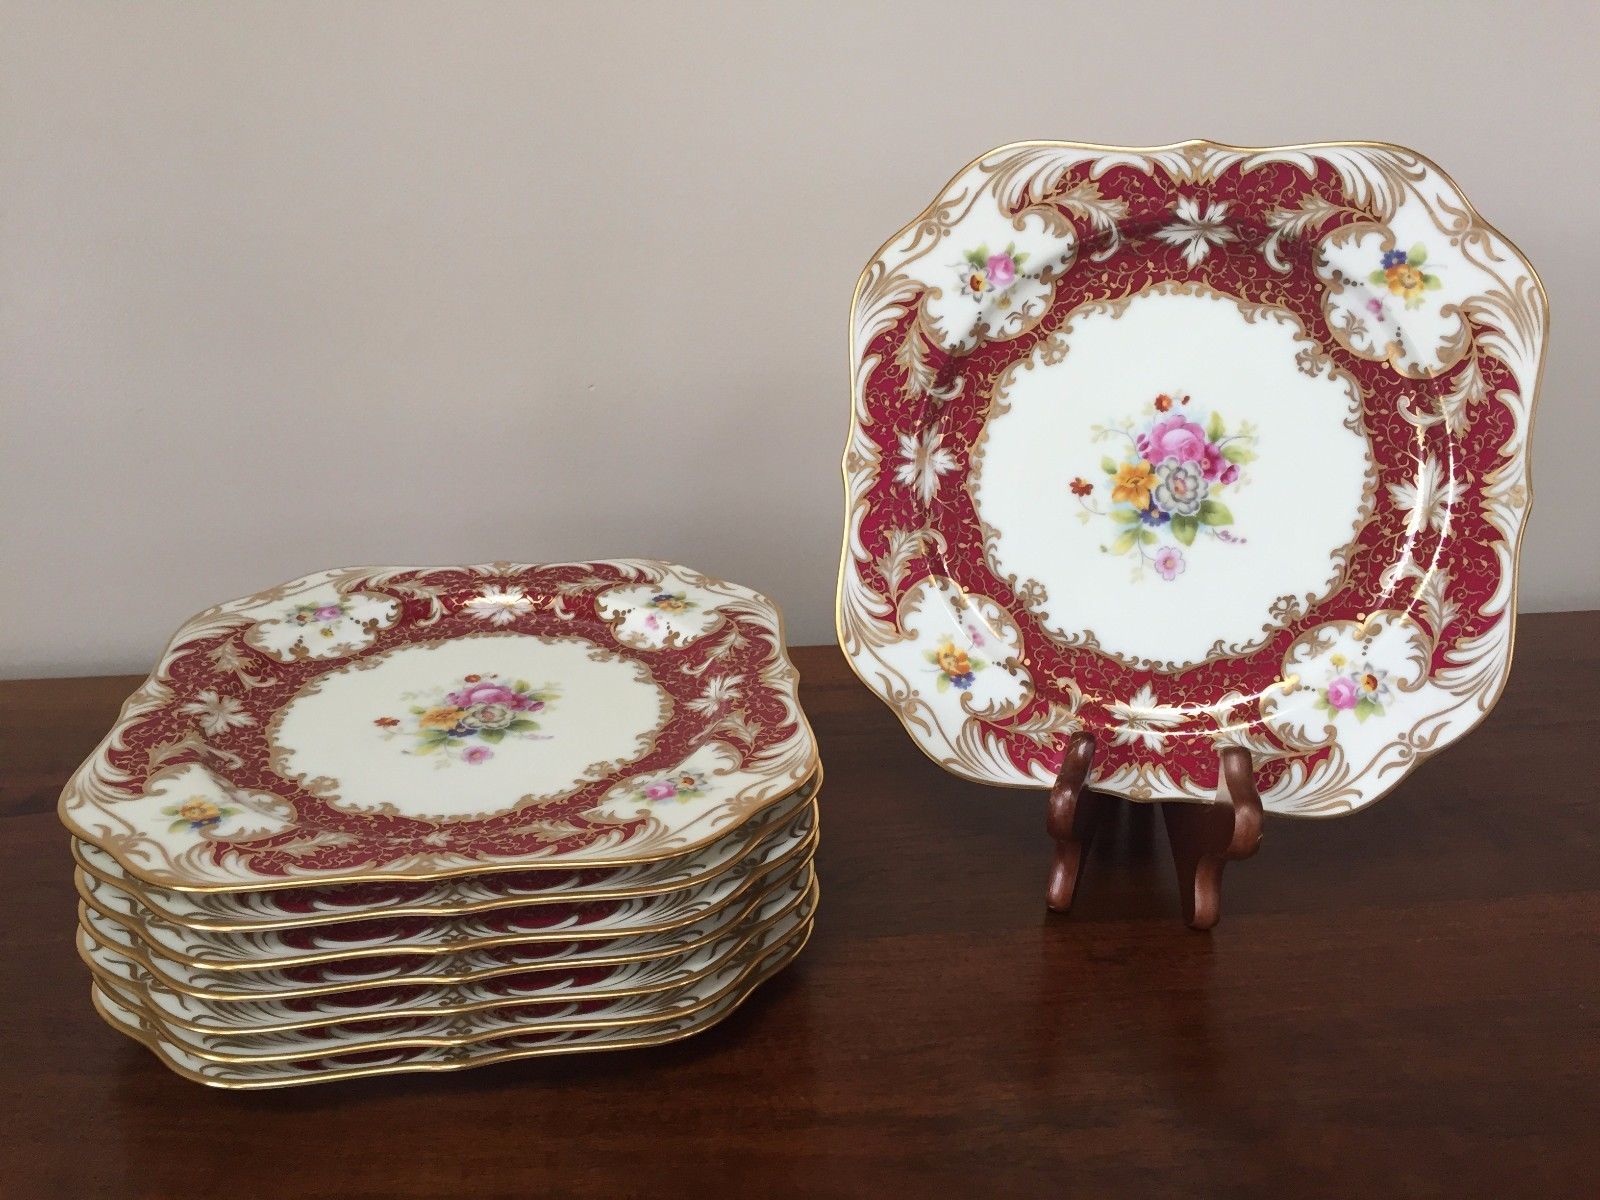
3,615 -> 1597,1197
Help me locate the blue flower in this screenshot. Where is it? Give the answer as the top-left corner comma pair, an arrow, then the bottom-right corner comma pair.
1381,249 -> 1409,269
1138,504 -> 1170,526
949,671 -> 977,690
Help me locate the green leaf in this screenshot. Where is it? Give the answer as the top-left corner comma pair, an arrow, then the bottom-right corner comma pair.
478,729 -> 504,744
1100,456 -> 1118,475
1198,500 -> 1234,526
1368,269 -> 1388,286
1408,242 -> 1427,266
1109,529 -> 1139,556
1425,275 -> 1442,290
1221,443 -> 1255,464
1170,515 -> 1197,546
966,245 -> 988,266
514,679 -> 531,693
935,675 -> 950,693
1012,252 -> 1028,267
1111,507 -> 1142,524
413,740 -> 441,755
507,718 -> 539,733
1138,529 -> 1157,546
1206,411 -> 1225,441
969,657 -> 988,672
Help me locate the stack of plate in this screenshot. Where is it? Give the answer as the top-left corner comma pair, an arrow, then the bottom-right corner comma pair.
60,560 -> 819,1089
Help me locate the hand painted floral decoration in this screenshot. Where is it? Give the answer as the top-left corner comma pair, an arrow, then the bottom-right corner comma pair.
641,589 -> 698,633
954,242 -> 1030,308
162,795 -> 238,833
645,591 -> 696,613
1316,655 -> 1391,722
288,600 -> 350,638
927,639 -> 986,692
629,770 -> 710,804
1072,394 -> 1256,580
375,673 -> 558,765
1369,244 -> 1441,310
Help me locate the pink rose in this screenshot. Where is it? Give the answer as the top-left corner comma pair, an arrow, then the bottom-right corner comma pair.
1198,442 -> 1240,484
1325,676 -> 1359,710
643,780 -> 678,801
463,745 -> 494,765
1137,416 -> 1209,467
985,253 -> 1016,288
313,604 -> 342,621
448,681 -> 520,708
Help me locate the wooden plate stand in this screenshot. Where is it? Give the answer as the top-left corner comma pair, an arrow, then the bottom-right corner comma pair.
1045,731 -> 1263,930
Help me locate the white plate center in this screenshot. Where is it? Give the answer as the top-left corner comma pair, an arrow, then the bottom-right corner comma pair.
969,285 -> 1373,671
271,634 -> 671,820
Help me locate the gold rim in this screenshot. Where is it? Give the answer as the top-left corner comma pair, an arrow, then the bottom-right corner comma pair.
94,886 -> 814,1061
81,868 -> 815,1037
77,817 -> 817,972
71,779 -> 819,932
834,138 -> 1548,815
89,919 -> 813,1088
77,844 -> 816,1001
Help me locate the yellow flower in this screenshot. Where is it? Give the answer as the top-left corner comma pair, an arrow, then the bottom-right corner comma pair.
1111,461 -> 1156,510
1384,263 -> 1427,304
936,642 -> 972,678
1360,672 -> 1381,694
419,706 -> 467,730
178,798 -> 220,823
1330,653 -> 1347,668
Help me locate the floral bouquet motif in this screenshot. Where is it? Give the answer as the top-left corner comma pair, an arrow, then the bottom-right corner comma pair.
1315,655 -> 1391,723
1072,393 -> 1256,581
644,591 -> 696,613
1370,243 -> 1441,311
162,795 -> 238,833
639,590 -> 697,635
287,599 -> 350,638
926,639 -> 987,692
626,769 -> 710,805
953,242 -> 1030,308
375,673 -> 558,766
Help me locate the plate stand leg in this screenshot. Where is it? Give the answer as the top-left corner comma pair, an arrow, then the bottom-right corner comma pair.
1045,740 -> 1264,930
1159,747 -> 1264,930
1045,731 -> 1110,913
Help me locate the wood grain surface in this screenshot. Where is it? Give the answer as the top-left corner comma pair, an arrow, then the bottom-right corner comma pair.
2,614 -> 1596,1197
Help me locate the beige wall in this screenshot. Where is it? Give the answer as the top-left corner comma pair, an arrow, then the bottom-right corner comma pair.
2,0 -> 1594,676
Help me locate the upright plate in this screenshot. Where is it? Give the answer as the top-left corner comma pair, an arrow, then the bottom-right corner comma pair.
838,140 -> 1545,814
61,560 -> 817,888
